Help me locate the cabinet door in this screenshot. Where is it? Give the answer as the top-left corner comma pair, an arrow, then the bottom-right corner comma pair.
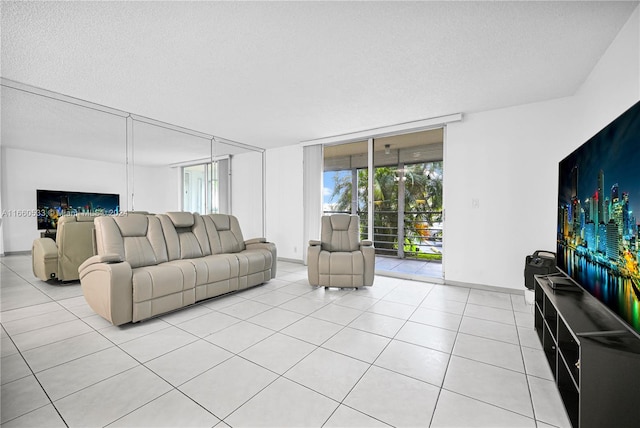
579,337 -> 640,428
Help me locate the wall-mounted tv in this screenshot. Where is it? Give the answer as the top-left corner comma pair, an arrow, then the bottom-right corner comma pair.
36,189 -> 120,230
557,100 -> 640,339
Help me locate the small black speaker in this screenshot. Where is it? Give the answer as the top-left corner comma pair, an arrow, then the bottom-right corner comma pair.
524,250 -> 556,289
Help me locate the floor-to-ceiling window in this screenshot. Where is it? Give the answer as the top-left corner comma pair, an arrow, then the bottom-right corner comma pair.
183,161 -> 224,214
183,164 -> 206,214
323,129 -> 444,279
323,140 -> 368,215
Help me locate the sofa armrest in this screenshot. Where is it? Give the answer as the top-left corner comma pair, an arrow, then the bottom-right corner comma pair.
307,242 -> 322,286
245,237 -> 267,245
245,240 -> 278,279
361,244 -> 375,286
361,240 -> 373,247
33,237 -> 57,257
32,238 -> 59,280
78,254 -> 122,272
79,258 -> 133,326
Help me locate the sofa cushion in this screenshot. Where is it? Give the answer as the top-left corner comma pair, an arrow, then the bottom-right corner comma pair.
123,237 -> 159,269
203,214 -> 246,254
158,213 -> 211,261
132,263 -> 195,302
166,211 -> 195,228
236,249 -> 273,289
131,261 -> 196,323
318,251 -> 364,287
192,254 -> 240,286
321,215 -> 360,252
114,214 -> 148,237
95,215 -> 168,268
237,250 -> 272,276
56,215 -> 99,280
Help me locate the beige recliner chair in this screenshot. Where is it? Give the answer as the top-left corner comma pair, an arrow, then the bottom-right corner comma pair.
32,214 -> 98,281
307,214 -> 375,288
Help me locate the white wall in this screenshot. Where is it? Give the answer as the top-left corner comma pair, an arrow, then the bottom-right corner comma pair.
444,5 -> 639,290
263,6 -> 640,289
2,147 -> 126,252
231,151 -> 265,239
573,4 -> 640,143
1,147 -> 178,252
265,145 -> 304,260
444,97 -> 575,289
133,164 -> 180,215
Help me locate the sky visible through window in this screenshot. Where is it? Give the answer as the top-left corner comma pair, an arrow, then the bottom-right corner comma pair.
323,170 -> 350,212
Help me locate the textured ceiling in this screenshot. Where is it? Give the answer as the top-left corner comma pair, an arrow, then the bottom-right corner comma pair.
1,1 -> 638,150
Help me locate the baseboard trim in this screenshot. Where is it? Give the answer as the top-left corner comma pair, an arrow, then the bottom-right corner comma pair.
1,250 -> 31,257
277,257 -> 304,264
375,269 -> 445,284
444,279 -> 525,295
375,270 -> 524,295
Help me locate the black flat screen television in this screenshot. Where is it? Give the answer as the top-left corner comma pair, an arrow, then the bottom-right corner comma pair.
557,100 -> 640,339
36,189 -> 120,230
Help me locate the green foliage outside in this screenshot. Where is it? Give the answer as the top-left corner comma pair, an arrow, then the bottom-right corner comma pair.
328,161 -> 443,260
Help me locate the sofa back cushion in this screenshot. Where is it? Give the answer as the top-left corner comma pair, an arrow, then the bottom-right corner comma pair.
157,212 -> 210,260
202,214 -> 246,254
321,214 -> 360,252
94,214 -> 168,268
56,214 -> 99,279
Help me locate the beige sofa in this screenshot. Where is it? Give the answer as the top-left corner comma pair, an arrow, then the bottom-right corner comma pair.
79,212 -> 276,325
32,214 -> 98,281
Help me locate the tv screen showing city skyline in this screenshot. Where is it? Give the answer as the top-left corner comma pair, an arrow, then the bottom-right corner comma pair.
557,100 -> 640,337
36,189 -> 120,230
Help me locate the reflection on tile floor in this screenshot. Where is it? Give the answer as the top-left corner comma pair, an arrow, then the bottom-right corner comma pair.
0,254 -> 571,427
375,255 -> 443,279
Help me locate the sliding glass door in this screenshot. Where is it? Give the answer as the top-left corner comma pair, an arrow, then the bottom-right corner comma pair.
322,129 -> 444,279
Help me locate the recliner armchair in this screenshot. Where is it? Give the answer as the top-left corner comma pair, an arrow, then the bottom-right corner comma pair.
32,214 -> 97,281
32,211 -> 150,282
307,214 -> 374,288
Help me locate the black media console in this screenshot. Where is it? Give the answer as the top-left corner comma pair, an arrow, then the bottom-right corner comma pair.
534,275 -> 640,428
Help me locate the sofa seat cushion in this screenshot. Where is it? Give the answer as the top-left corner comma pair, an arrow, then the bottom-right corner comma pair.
318,251 -> 364,287
191,254 -> 241,301
191,254 -> 240,286
237,249 -> 272,276
235,249 -> 273,290
132,262 -> 196,303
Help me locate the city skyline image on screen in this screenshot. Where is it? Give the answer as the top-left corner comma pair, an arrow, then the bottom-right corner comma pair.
557,100 -> 640,337
36,189 -> 120,230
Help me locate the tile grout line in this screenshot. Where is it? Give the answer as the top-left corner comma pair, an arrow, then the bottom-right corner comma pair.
516,295 -> 544,426
424,285 -> 470,427
317,281 -> 438,426
0,324 -> 70,427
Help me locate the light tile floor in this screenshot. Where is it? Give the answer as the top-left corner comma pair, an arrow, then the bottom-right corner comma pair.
0,254 -> 571,428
